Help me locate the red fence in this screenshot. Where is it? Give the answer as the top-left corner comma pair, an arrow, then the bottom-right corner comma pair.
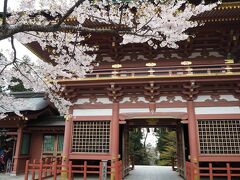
186,161 -> 240,180
25,159 -> 122,180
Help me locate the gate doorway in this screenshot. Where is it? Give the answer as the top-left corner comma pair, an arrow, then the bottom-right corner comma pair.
119,117 -> 188,179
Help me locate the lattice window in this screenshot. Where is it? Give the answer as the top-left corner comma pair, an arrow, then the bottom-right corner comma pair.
72,121 -> 110,153
198,120 -> 240,154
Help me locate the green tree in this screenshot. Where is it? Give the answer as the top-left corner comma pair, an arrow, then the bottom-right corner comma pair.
129,128 -> 150,165
9,78 -> 27,92
155,128 -> 176,166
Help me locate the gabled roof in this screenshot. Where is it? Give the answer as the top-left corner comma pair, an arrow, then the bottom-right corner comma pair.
0,92 -> 49,113
0,92 -> 60,122
27,116 -> 65,127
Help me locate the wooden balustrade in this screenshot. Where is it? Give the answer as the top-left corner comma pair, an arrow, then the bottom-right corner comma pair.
25,159 -> 123,180
186,161 -> 240,180
84,63 -> 240,80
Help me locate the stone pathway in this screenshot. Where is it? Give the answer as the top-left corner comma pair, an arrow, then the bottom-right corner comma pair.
0,173 -> 29,179
124,166 -> 183,180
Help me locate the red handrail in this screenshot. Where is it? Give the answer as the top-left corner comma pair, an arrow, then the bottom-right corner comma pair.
25,159 -> 123,180
186,161 -> 240,180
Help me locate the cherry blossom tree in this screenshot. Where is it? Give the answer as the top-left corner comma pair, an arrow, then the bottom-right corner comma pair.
0,0 -> 219,118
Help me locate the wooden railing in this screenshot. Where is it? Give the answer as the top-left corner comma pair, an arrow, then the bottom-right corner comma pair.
41,157 -> 62,164
84,63 -> 240,80
25,159 -> 122,180
186,161 -> 240,180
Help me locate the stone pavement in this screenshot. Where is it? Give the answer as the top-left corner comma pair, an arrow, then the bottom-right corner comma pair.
124,166 -> 183,180
0,173 -> 28,179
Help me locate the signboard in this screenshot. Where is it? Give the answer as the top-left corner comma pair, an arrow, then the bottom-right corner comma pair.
101,160 -> 108,180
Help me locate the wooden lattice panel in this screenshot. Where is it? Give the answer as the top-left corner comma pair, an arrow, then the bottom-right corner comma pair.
198,120 -> 240,154
72,121 -> 110,153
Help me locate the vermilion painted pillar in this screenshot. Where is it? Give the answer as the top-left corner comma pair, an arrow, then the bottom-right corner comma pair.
111,102 -> 120,180
176,125 -> 181,172
12,126 -> 23,175
187,101 -> 199,163
61,114 -> 72,179
124,125 -> 130,176
122,124 -> 128,177
112,102 -> 120,159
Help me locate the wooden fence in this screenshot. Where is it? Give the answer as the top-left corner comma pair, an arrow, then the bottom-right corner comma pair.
186,161 -> 240,180
25,159 -> 122,180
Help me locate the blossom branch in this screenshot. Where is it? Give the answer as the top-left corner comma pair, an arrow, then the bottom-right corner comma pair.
0,0 -> 219,117
11,36 -> 17,61
0,59 -> 13,75
119,3 -> 124,25
0,24 -> 116,41
56,0 -> 86,26
72,32 -> 79,55
0,36 -> 17,75
13,63 -> 32,83
21,61 -> 50,88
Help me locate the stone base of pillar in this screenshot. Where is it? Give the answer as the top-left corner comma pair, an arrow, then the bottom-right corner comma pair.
190,155 -> 199,164
10,171 -> 17,176
60,172 -> 68,180
60,163 -> 68,179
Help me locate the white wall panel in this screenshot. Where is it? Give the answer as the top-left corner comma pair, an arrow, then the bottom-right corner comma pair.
120,108 -> 149,113
195,107 -> 240,114
73,109 -> 112,116
156,108 -> 187,113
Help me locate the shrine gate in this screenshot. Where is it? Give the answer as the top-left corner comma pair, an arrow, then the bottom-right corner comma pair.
23,1 -> 240,180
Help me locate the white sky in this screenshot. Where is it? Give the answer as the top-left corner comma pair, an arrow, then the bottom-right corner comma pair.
142,128 -> 158,148
0,0 -> 20,10
0,39 -> 39,62
0,1 -> 39,62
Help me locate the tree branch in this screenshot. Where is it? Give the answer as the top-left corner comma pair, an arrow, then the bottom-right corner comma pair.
143,128 -> 149,149
2,0 -> 8,26
0,36 -> 16,75
10,37 -> 32,82
11,36 -> 17,61
0,22 -> 161,42
22,61 -> 50,88
13,63 -> 32,83
0,61 -> 13,75
72,32 -> 78,55
119,3 -> 124,25
106,0 -> 111,23
0,104 -> 8,111
0,24 -> 117,40
56,0 -> 86,27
